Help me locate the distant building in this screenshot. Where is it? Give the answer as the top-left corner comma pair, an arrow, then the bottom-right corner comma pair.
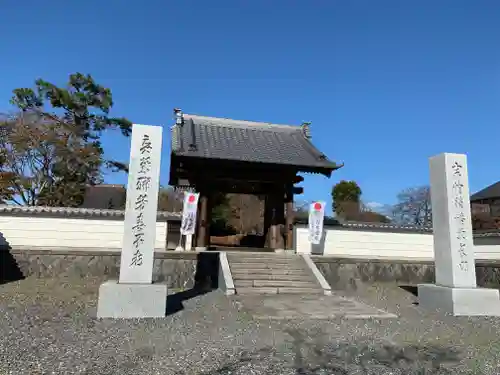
471,181 -> 500,217
80,184 -> 126,210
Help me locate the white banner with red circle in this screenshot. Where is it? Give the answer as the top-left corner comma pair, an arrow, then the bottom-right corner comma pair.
181,192 -> 200,235
308,201 -> 325,244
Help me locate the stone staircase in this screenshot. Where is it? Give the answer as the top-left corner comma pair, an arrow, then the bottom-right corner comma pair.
227,252 -> 324,295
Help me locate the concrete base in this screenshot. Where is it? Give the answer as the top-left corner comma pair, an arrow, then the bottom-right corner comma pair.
97,280 -> 167,318
418,284 -> 500,316
218,252 -> 235,296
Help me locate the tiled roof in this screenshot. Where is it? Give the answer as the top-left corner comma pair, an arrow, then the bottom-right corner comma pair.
0,205 -> 181,221
170,114 -> 341,173
471,181 -> 500,201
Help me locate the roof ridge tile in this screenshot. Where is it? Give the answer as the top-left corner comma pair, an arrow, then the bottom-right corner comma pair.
183,114 -> 299,131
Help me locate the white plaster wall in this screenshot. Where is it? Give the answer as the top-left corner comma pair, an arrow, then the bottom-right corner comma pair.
3,214 -> 500,259
0,215 -> 168,251
473,237 -> 500,260
296,226 -> 500,260
474,245 -> 500,260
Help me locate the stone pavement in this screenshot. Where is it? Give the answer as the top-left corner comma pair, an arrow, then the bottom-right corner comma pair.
234,293 -> 397,320
3,277 -> 500,374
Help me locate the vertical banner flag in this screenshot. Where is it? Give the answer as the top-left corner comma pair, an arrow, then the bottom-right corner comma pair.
308,201 -> 325,244
181,192 -> 200,235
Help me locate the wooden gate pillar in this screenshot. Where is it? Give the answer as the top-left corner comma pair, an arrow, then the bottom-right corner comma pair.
196,191 -> 209,250
263,194 -> 272,249
264,189 -> 285,250
285,184 -> 294,250
275,192 -> 285,249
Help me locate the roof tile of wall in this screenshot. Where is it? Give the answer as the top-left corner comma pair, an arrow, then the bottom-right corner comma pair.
0,205 -> 181,221
295,217 -> 500,237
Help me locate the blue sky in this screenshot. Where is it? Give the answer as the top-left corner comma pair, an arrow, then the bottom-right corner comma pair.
1,0 -> 499,212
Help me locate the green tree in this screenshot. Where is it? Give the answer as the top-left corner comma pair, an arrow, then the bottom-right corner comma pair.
331,180 -> 362,217
210,192 -> 235,235
1,73 -> 132,206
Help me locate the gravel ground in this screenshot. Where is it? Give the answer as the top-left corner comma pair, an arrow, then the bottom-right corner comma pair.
1,277 -> 500,374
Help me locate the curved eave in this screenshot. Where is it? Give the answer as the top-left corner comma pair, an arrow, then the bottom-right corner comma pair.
298,161 -> 344,178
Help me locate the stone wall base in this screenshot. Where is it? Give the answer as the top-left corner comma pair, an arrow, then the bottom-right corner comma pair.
312,257 -> 500,291
4,250 -> 500,293
1,249 -> 219,290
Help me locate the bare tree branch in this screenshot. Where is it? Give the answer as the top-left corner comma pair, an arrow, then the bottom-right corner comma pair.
157,186 -> 184,212
390,185 -> 432,226
0,111 -> 102,206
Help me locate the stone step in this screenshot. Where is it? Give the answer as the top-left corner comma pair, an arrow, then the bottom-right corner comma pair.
234,280 -> 318,288
226,251 -> 300,258
231,273 -> 314,281
227,258 -> 300,263
228,259 -> 300,264
277,287 -> 324,295
230,263 -> 306,270
230,263 -> 306,269
235,286 -> 323,295
227,254 -> 299,259
231,269 -> 309,277
233,280 -> 255,287
236,287 -> 278,295
256,280 -> 318,288
228,253 -> 323,296
230,254 -> 298,256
